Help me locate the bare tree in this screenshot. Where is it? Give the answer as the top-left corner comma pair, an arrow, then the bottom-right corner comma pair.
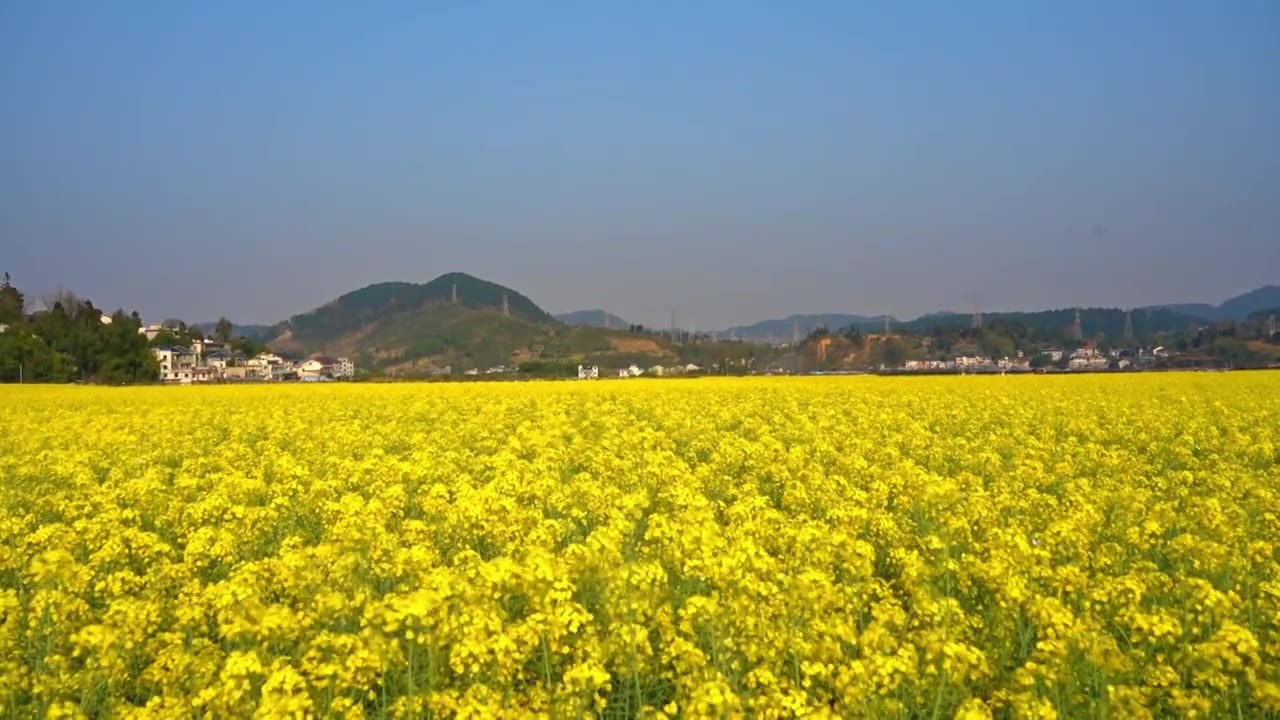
41,287 -> 81,312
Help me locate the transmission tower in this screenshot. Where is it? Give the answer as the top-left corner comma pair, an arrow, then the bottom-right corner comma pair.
451,283 -> 458,304
602,309 -> 608,329
671,310 -> 678,343
1072,308 -> 1083,342
502,293 -> 510,317
971,302 -> 983,330
884,315 -> 891,336
1123,309 -> 1134,344
792,320 -> 800,345
1269,314 -> 1277,339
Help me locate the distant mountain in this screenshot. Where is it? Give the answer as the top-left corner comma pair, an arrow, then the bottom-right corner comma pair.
719,284 -> 1277,342
1142,285 -> 1280,321
264,273 -> 675,373
724,306 -> 1216,344
1139,303 -> 1222,320
723,314 -> 892,341
1218,285 -> 1280,320
556,309 -> 631,329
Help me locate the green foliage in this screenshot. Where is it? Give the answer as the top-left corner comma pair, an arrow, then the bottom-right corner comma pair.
1209,337 -> 1261,366
0,326 -> 74,382
214,317 -> 233,344
0,272 -> 24,325
872,337 -> 910,367
0,274 -> 157,383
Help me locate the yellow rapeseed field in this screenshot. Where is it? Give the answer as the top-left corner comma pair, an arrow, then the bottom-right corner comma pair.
2,375 -> 1280,719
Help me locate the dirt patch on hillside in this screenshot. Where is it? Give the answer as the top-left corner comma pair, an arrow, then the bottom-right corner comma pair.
608,336 -> 666,354
267,328 -> 302,354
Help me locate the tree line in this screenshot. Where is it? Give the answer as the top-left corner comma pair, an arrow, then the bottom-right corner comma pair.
0,273 -> 265,384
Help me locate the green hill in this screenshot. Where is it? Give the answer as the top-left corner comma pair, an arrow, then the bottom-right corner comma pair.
266,273 -> 675,374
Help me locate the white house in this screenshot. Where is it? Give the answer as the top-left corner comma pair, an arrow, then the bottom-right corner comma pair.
577,365 -> 599,380
191,366 -> 219,384
153,346 -> 199,384
246,352 -> 297,381
204,350 -> 244,371
191,338 -> 225,358
333,357 -> 355,379
299,357 -> 337,381
1069,355 -> 1110,370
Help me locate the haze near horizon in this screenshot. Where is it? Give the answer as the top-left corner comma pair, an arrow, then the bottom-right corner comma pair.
3,2 -> 1277,329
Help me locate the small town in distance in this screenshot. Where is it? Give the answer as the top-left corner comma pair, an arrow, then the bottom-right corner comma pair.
2,272 -> 1277,385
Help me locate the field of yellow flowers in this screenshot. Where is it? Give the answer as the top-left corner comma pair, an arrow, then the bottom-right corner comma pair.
2,374 -> 1280,718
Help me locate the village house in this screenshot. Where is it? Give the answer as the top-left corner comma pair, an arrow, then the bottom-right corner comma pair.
153,346 -> 199,384
334,357 -> 355,379
204,350 -> 245,371
247,352 -> 297,381
191,366 -> 219,384
299,356 -> 337,381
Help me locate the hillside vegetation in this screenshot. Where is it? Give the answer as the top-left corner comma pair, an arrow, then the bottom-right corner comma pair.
266,273 -> 676,374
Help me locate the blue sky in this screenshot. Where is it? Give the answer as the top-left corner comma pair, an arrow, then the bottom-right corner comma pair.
2,2 -> 1277,328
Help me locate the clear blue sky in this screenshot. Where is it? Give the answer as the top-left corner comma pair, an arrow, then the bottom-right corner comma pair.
3,2 -> 1277,329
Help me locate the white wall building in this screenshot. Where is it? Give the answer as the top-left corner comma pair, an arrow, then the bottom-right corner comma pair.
333,357 -> 355,379
153,346 -> 198,384
247,352 -> 296,381
299,357 -> 336,381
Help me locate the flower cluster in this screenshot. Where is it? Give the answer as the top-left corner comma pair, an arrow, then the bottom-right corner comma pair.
1,374 -> 1278,717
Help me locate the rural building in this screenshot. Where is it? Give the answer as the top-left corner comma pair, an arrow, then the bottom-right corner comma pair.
153,346 -> 198,384
299,357 -> 337,380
